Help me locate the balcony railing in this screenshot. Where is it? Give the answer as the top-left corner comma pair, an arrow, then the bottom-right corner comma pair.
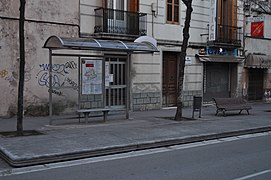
208,24 -> 242,47
94,8 -> 147,36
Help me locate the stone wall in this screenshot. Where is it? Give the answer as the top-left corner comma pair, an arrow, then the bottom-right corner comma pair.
79,94 -> 103,109
182,90 -> 202,107
132,92 -> 161,111
0,0 -> 79,117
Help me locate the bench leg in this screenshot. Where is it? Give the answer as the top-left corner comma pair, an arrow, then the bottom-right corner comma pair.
223,109 -> 226,116
239,109 -> 243,114
78,113 -> 81,123
83,112 -> 89,124
215,109 -> 218,116
103,111 -> 108,122
247,110 -> 250,115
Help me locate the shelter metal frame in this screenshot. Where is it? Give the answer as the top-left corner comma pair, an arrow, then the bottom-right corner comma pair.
44,36 -> 158,124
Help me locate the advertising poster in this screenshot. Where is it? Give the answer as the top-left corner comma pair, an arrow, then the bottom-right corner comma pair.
251,21 -> 264,37
82,59 -> 102,94
105,62 -> 114,87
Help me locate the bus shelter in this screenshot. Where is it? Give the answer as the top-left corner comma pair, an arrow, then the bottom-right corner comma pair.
43,35 -> 158,124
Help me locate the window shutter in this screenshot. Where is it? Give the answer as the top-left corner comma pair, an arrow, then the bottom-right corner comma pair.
129,0 -> 139,12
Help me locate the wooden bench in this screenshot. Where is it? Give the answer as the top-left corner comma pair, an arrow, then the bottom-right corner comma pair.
77,108 -> 110,123
212,97 -> 252,116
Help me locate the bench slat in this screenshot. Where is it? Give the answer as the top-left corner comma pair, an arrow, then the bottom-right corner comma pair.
77,108 -> 111,123
213,97 -> 252,116
77,109 -> 110,113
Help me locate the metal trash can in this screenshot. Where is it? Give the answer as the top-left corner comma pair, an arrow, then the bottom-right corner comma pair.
192,96 -> 202,118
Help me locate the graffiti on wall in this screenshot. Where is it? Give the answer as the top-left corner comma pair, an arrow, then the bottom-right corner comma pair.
36,61 -> 78,96
62,77 -> 78,91
1,61 -> 33,86
0,69 -> 8,78
48,89 -> 63,96
0,69 -> 16,86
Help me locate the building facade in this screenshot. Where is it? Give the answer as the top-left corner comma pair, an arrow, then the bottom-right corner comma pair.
243,0 -> 271,101
0,0 -> 270,117
80,0 -> 245,109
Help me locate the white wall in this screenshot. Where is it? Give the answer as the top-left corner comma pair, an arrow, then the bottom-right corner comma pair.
80,0 -> 101,35
245,14 -> 271,55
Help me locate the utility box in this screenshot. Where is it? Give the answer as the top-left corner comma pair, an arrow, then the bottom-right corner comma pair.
192,96 -> 202,118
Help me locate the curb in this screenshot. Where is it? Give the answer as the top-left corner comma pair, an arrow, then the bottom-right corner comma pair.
1,126 -> 271,167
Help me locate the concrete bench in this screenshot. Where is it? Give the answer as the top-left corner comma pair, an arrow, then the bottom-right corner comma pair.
213,97 -> 252,116
77,108 -> 110,123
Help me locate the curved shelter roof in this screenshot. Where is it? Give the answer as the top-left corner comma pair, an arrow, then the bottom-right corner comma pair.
43,36 -> 158,53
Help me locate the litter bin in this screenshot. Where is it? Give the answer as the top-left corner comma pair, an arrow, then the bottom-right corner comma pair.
192,96 -> 202,118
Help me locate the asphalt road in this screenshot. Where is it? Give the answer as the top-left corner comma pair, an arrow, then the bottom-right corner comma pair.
1,133 -> 271,180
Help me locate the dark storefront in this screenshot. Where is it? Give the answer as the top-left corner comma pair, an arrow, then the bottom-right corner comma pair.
245,54 -> 271,101
197,53 -> 240,103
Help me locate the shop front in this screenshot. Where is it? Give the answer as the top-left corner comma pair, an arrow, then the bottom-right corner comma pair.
196,47 -> 242,102
245,54 -> 271,101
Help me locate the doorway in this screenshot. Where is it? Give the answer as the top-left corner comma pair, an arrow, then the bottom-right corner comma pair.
248,68 -> 264,101
203,62 -> 230,102
105,56 -> 127,109
162,52 -> 178,107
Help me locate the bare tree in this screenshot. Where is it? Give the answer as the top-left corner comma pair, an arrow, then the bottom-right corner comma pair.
17,0 -> 26,135
175,0 -> 193,120
244,0 -> 271,15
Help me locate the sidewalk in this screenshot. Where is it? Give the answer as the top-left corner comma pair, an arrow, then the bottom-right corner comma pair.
0,102 -> 271,167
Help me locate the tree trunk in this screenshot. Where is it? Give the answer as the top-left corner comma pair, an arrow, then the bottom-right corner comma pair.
175,0 -> 193,120
17,0 -> 26,135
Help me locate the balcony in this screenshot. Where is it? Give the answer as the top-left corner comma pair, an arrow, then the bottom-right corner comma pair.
208,24 -> 242,48
94,8 -> 147,36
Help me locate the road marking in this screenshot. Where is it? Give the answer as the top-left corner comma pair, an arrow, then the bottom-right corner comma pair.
0,131 -> 271,177
233,169 -> 271,180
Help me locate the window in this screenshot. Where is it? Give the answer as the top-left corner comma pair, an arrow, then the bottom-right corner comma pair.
217,0 -> 237,27
103,0 -> 139,12
217,0 -> 238,42
128,0 -> 139,12
167,0 -> 179,24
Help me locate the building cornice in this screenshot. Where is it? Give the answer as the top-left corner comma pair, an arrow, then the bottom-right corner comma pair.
245,36 -> 271,41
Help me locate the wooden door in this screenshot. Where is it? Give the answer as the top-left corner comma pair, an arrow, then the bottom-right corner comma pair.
128,0 -> 139,12
163,52 -> 178,106
248,69 -> 264,101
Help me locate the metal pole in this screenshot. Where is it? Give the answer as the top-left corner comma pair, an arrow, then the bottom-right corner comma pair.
102,57 -> 106,108
126,53 -> 131,119
49,49 -> 53,125
78,56 -> 81,110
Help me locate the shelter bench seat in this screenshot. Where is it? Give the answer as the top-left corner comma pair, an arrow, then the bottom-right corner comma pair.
212,97 -> 252,116
77,108 -> 110,123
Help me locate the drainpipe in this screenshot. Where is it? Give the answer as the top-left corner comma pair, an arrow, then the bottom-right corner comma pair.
151,1 -> 158,37
242,0 -> 249,99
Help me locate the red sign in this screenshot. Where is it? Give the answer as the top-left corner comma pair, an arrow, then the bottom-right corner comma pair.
86,64 -> 94,67
251,21 -> 264,37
